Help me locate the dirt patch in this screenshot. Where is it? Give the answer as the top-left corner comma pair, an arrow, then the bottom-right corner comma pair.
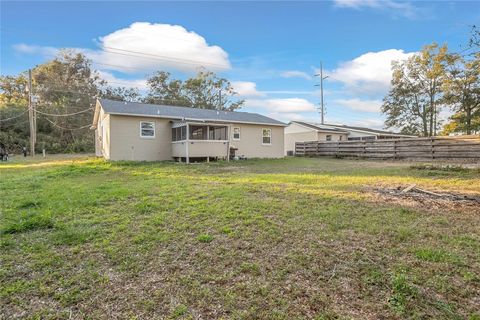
368,184 -> 480,213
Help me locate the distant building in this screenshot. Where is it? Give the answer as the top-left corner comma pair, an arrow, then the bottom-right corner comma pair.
285,121 -> 416,155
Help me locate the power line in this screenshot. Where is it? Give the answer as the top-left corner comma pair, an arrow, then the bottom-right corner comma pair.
314,61 -> 329,124
102,46 -> 228,69
0,29 -> 228,70
35,107 -> 94,117
0,109 -> 30,122
44,118 -> 91,130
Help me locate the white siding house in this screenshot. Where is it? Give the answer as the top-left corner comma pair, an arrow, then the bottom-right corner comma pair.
91,99 -> 286,162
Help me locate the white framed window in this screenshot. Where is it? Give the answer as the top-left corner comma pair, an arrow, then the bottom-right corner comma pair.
326,135 -> 332,141
140,121 -> 155,138
233,127 -> 241,140
262,128 -> 271,145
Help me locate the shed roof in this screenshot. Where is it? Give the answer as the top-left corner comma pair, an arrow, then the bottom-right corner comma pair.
291,121 -> 349,133
291,121 -> 415,137
326,124 -> 415,137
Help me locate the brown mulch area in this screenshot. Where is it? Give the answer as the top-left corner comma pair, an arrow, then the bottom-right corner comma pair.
367,185 -> 480,213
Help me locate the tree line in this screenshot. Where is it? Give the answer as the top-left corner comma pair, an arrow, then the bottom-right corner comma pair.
2,27 -> 479,154
0,50 -> 244,153
382,26 -> 480,136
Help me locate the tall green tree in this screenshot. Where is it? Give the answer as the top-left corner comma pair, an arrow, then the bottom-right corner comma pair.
145,70 -> 244,111
382,43 -> 449,136
28,50 -> 103,152
1,50 -> 244,154
0,74 -> 30,152
0,50 -> 141,153
468,25 -> 479,53
441,32 -> 480,135
100,86 -> 140,102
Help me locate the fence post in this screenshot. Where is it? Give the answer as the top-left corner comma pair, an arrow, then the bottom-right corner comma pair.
393,140 -> 397,160
431,137 -> 435,160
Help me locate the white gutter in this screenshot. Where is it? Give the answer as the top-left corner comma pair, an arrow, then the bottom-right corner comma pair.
105,111 -> 287,127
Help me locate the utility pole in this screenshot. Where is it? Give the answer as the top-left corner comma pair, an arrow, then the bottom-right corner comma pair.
27,69 -> 36,156
314,62 -> 329,124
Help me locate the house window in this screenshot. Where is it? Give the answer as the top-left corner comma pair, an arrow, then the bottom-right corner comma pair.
233,127 -> 240,140
208,126 -> 227,140
339,136 -> 343,141
326,135 -> 332,141
262,128 -> 271,145
140,122 -> 155,138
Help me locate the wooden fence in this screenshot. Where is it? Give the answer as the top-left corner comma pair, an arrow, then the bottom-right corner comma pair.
295,135 -> 480,160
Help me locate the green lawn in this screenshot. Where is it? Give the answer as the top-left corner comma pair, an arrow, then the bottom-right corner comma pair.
1,156 -> 479,319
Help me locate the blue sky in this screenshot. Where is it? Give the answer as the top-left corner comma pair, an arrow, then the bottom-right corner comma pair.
1,1 -> 479,127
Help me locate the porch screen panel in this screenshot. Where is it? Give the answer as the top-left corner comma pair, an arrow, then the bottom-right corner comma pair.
189,126 -> 207,140
210,126 -> 227,140
181,126 -> 187,140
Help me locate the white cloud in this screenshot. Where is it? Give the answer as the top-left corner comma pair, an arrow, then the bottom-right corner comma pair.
14,22 -> 231,74
97,70 -> 148,90
334,98 -> 383,113
231,81 -> 265,97
327,49 -> 416,95
246,98 -> 317,113
280,70 -> 312,80
263,90 -> 316,95
328,116 -> 386,130
13,44 -> 58,56
333,0 -> 418,18
266,112 -> 318,123
92,22 -> 230,73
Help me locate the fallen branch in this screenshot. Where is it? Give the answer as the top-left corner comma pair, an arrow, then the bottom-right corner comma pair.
401,184 -> 417,193
412,187 -> 443,198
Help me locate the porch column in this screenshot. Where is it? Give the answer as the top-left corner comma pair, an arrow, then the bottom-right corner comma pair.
226,125 -> 231,162
185,123 -> 189,164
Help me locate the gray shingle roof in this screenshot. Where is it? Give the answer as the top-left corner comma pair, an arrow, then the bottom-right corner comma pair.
99,99 -> 286,126
292,121 -> 348,133
323,123 -> 414,136
292,121 -> 414,137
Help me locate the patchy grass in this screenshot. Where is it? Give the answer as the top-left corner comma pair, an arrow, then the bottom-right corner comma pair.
1,156 -> 479,319
1,210 -> 55,234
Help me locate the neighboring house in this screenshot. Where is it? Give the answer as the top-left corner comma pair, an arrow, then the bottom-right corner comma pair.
317,123 -> 417,140
284,121 -> 348,155
91,99 -> 286,161
285,121 -> 416,155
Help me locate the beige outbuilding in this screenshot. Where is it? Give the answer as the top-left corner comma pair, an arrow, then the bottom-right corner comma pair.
284,121 -> 349,155
91,99 -> 286,162
285,121 -> 417,155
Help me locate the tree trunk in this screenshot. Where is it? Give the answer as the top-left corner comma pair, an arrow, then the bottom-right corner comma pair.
466,106 -> 472,135
429,96 -> 434,137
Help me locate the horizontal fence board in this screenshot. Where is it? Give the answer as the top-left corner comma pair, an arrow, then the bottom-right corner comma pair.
295,135 -> 480,161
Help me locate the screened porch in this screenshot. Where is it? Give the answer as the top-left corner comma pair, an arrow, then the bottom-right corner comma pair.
171,122 -> 230,163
